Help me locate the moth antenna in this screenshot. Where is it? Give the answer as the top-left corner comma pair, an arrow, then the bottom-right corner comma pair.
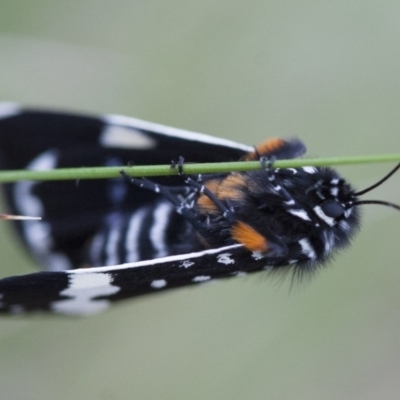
354,162 -> 400,196
352,200 -> 400,211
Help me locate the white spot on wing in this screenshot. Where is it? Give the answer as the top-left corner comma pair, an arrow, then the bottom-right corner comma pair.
251,251 -> 264,260
0,102 -> 21,119
105,215 -> 122,266
16,151 -> 56,215
217,253 -> 235,265
151,279 -> 167,289
14,150 -> 71,271
125,208 -> 147,263
100,125 -> 156,149
104,115 -> 253,152
179,260 -> 195,268
52,273 -> 119,316
150,202 -> 173,258
192,275 -> 211,282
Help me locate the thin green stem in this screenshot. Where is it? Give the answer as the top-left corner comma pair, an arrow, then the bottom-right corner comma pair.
0,153 -> 399,183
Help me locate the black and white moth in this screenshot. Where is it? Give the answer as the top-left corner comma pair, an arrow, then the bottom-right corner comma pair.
0,103 -> 398,316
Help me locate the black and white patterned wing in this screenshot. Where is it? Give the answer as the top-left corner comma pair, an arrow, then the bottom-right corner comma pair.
0,244 -> 275,316
0,103 -> 252,270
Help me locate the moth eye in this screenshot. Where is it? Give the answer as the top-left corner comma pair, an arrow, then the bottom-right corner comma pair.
320,200 -> 344,218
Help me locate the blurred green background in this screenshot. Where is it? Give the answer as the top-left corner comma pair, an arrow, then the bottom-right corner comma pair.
0,1 -> 400,399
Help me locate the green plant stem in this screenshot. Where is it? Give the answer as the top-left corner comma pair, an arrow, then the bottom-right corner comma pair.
0,153 -> 399,183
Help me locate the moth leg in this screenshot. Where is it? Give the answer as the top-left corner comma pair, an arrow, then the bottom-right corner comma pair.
120,170 -> 203,228
120,171 -> 178,206
173,156 -> 236,221
177,155 -> 185,176
258,156 -> 303,211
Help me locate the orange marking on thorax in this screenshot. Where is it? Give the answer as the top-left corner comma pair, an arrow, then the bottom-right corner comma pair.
231,221 -> 269,252
242,138 -> 286,160
217,174 -> 247,201
197,179 -> 220,213
197,175 -> 247,213
197,194 -> 219,213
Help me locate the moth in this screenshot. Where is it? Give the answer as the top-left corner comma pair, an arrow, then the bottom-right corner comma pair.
0,103 -> 398,316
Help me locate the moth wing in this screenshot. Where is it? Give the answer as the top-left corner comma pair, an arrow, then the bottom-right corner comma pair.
0,104 -> 251,269
0,244 -> 260,316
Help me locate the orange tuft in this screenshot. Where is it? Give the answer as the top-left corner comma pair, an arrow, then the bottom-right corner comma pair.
242,138 -> 286,160
230,221 -> 269,252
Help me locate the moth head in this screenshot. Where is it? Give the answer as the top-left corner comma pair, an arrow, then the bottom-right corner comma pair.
301,167 -> 357,228
268,163 -> 400,261
279,163 -> 400,229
